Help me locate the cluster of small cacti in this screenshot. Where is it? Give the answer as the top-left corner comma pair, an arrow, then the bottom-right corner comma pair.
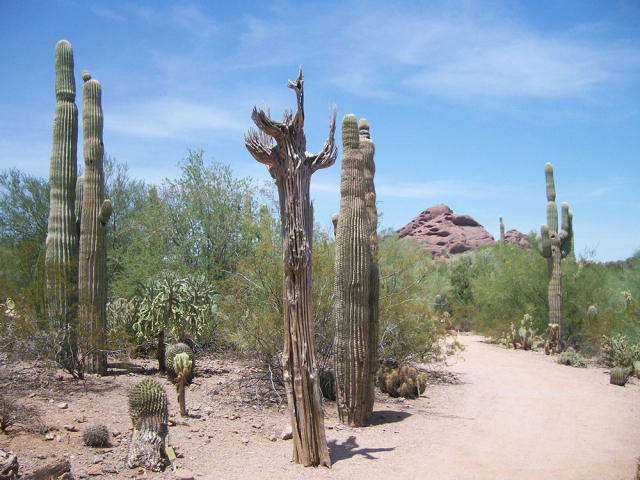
610,367 -> 630,386
499,314 -> 538,350
129,378 -> 168,428
165,343 -> 195,381
536,163 -> 572,352
319,370 -> 336,401
557,350 -> 587,368
82,423 -> 109,447
377,364 -> 427,399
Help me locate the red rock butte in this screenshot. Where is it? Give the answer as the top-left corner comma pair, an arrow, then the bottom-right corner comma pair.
397,204 -> 497,259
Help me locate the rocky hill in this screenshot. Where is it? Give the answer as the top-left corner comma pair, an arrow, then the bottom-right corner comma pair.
397,204 -> 529,259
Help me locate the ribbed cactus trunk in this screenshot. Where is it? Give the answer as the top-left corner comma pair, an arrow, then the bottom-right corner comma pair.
45,39 -> 79,362
499,217 -> 505,247
359,118 -> 378,419
333,114 -> 372,427
245,69 -> 336,468
78,71 -> 112,375
536,163 -> 572,353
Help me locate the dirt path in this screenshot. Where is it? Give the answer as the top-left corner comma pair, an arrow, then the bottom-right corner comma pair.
2,335 -> 639,479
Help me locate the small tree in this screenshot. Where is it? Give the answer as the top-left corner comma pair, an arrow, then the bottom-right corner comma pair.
245,69 -> 336,467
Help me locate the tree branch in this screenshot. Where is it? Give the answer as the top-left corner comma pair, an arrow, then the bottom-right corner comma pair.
307,104 -> 337,173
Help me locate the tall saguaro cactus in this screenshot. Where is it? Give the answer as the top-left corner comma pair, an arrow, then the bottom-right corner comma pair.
333,114 -> 372,426
245,69 -> 336,468
45,40 -> 79,368
360,119 -> 379,418
536,163 -> 572,352
78,70 -> 112,375
499,217 -> 505,247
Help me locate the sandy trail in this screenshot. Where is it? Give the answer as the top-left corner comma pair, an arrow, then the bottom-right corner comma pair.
251,334 -> 640,480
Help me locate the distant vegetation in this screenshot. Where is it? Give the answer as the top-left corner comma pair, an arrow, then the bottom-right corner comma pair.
1,153 -> 639,374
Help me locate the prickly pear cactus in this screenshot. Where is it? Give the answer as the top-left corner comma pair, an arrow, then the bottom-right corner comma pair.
536,163 -> 572,352
127,378 -> 169,471
82,423 -> 109,447
333,114 -> 372,427
78,70 -> 112,375
165,343 -> 195,381
45,39 -> 79,334
377,365 -> 427,399
610,367 -> 628,387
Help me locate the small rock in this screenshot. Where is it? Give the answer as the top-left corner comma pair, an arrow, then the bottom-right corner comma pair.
326,426 -> 333,430
64,424 -> 79,432
45,432 -> 55,441
56,435 -> 63,442
241,437 -> 249,444
175,468 -> 195,480
86,463 -> 103,475
252,423 -> 263,429
281,426 -> 292,440
57,402 -> 69,409
112,430 -> 121,437
189,427 -> 200,433
268,434 -> 277,442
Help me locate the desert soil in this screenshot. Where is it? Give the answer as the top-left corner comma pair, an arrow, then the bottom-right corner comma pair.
1,334 -> 639,480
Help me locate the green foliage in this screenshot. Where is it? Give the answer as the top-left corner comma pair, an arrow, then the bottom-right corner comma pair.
82,423 -> 109,447
600,334 -> 640,368
498,314 -> 541,350
129,378 -> 168,427
377,364 -> 427,399
377,234 -> 460,365
557,350 -> 587,368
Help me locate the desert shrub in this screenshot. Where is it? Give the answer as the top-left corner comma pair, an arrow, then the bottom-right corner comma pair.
557,350 -> 587,368
600,333 -> 640,368
377,234 -> 460,365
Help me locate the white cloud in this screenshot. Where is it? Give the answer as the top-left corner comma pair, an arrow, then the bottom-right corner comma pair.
107,98 -> 244,139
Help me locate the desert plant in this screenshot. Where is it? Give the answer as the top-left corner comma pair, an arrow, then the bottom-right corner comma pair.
173,352 -> 192,417
610,367 -> 629,386
319,370 -> 336,401
536,163 -> 572,352
499,314 -> 541,350
78,70 -> 112,375
333,114 -> 373,427
126,378 -> 169,471
600,334 -> 640,368
499,217 -> 505,247
587,305 -> 598,321
557,350 -> 587,368
82,423 -> 109,447
165,342 -> 194,380
244,69 -> 335,467
45,39 -> 81,378
377,364 -> 427,399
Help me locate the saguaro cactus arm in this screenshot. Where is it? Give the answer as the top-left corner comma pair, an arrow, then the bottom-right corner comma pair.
537,224 -> 551,257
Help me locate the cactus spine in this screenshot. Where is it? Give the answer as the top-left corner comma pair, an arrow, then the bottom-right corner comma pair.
333,114 -> 373,426
536,163 -> 572,352
45,40 -> 79,338
78,70 -> 112,375
359,118 -> 378,418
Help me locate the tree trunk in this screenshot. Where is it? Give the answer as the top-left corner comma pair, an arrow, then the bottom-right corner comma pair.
126,420 -> 168,472
245,69 -> 336,467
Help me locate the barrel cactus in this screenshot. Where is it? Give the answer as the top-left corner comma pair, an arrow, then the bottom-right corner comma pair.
127,378 -> 169,471
377,365 -> 427,399
82,423 -> 109,447
536,163 -> 572,352
78,70 -> 112,375
45,40 -> 79,371
610,367 -> 629,387
333,114 -> 373,426
165,343 -> 195,381
319,370 -> 336,401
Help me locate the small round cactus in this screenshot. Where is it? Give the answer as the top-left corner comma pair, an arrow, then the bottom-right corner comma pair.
319,370 -> 336,401
129,378 -> 168,427
610,367 -> 628,387
82,423 -> 109,447
165,343 -> 195,380
587,306 -> 598,321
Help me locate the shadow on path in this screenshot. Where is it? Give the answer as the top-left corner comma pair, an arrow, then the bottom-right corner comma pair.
368,409 -> 411,425
328,435 -> 396,464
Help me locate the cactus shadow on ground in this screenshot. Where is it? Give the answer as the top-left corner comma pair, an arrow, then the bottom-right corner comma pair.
327,435 -> 396,464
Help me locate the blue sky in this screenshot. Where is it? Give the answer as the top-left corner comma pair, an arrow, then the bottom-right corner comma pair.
1,1 -> 639,262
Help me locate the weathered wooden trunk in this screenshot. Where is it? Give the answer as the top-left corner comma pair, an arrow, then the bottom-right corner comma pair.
245,69 -> 336,467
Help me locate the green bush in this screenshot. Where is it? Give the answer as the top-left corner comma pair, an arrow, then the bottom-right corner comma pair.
600,334 -> 640,368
